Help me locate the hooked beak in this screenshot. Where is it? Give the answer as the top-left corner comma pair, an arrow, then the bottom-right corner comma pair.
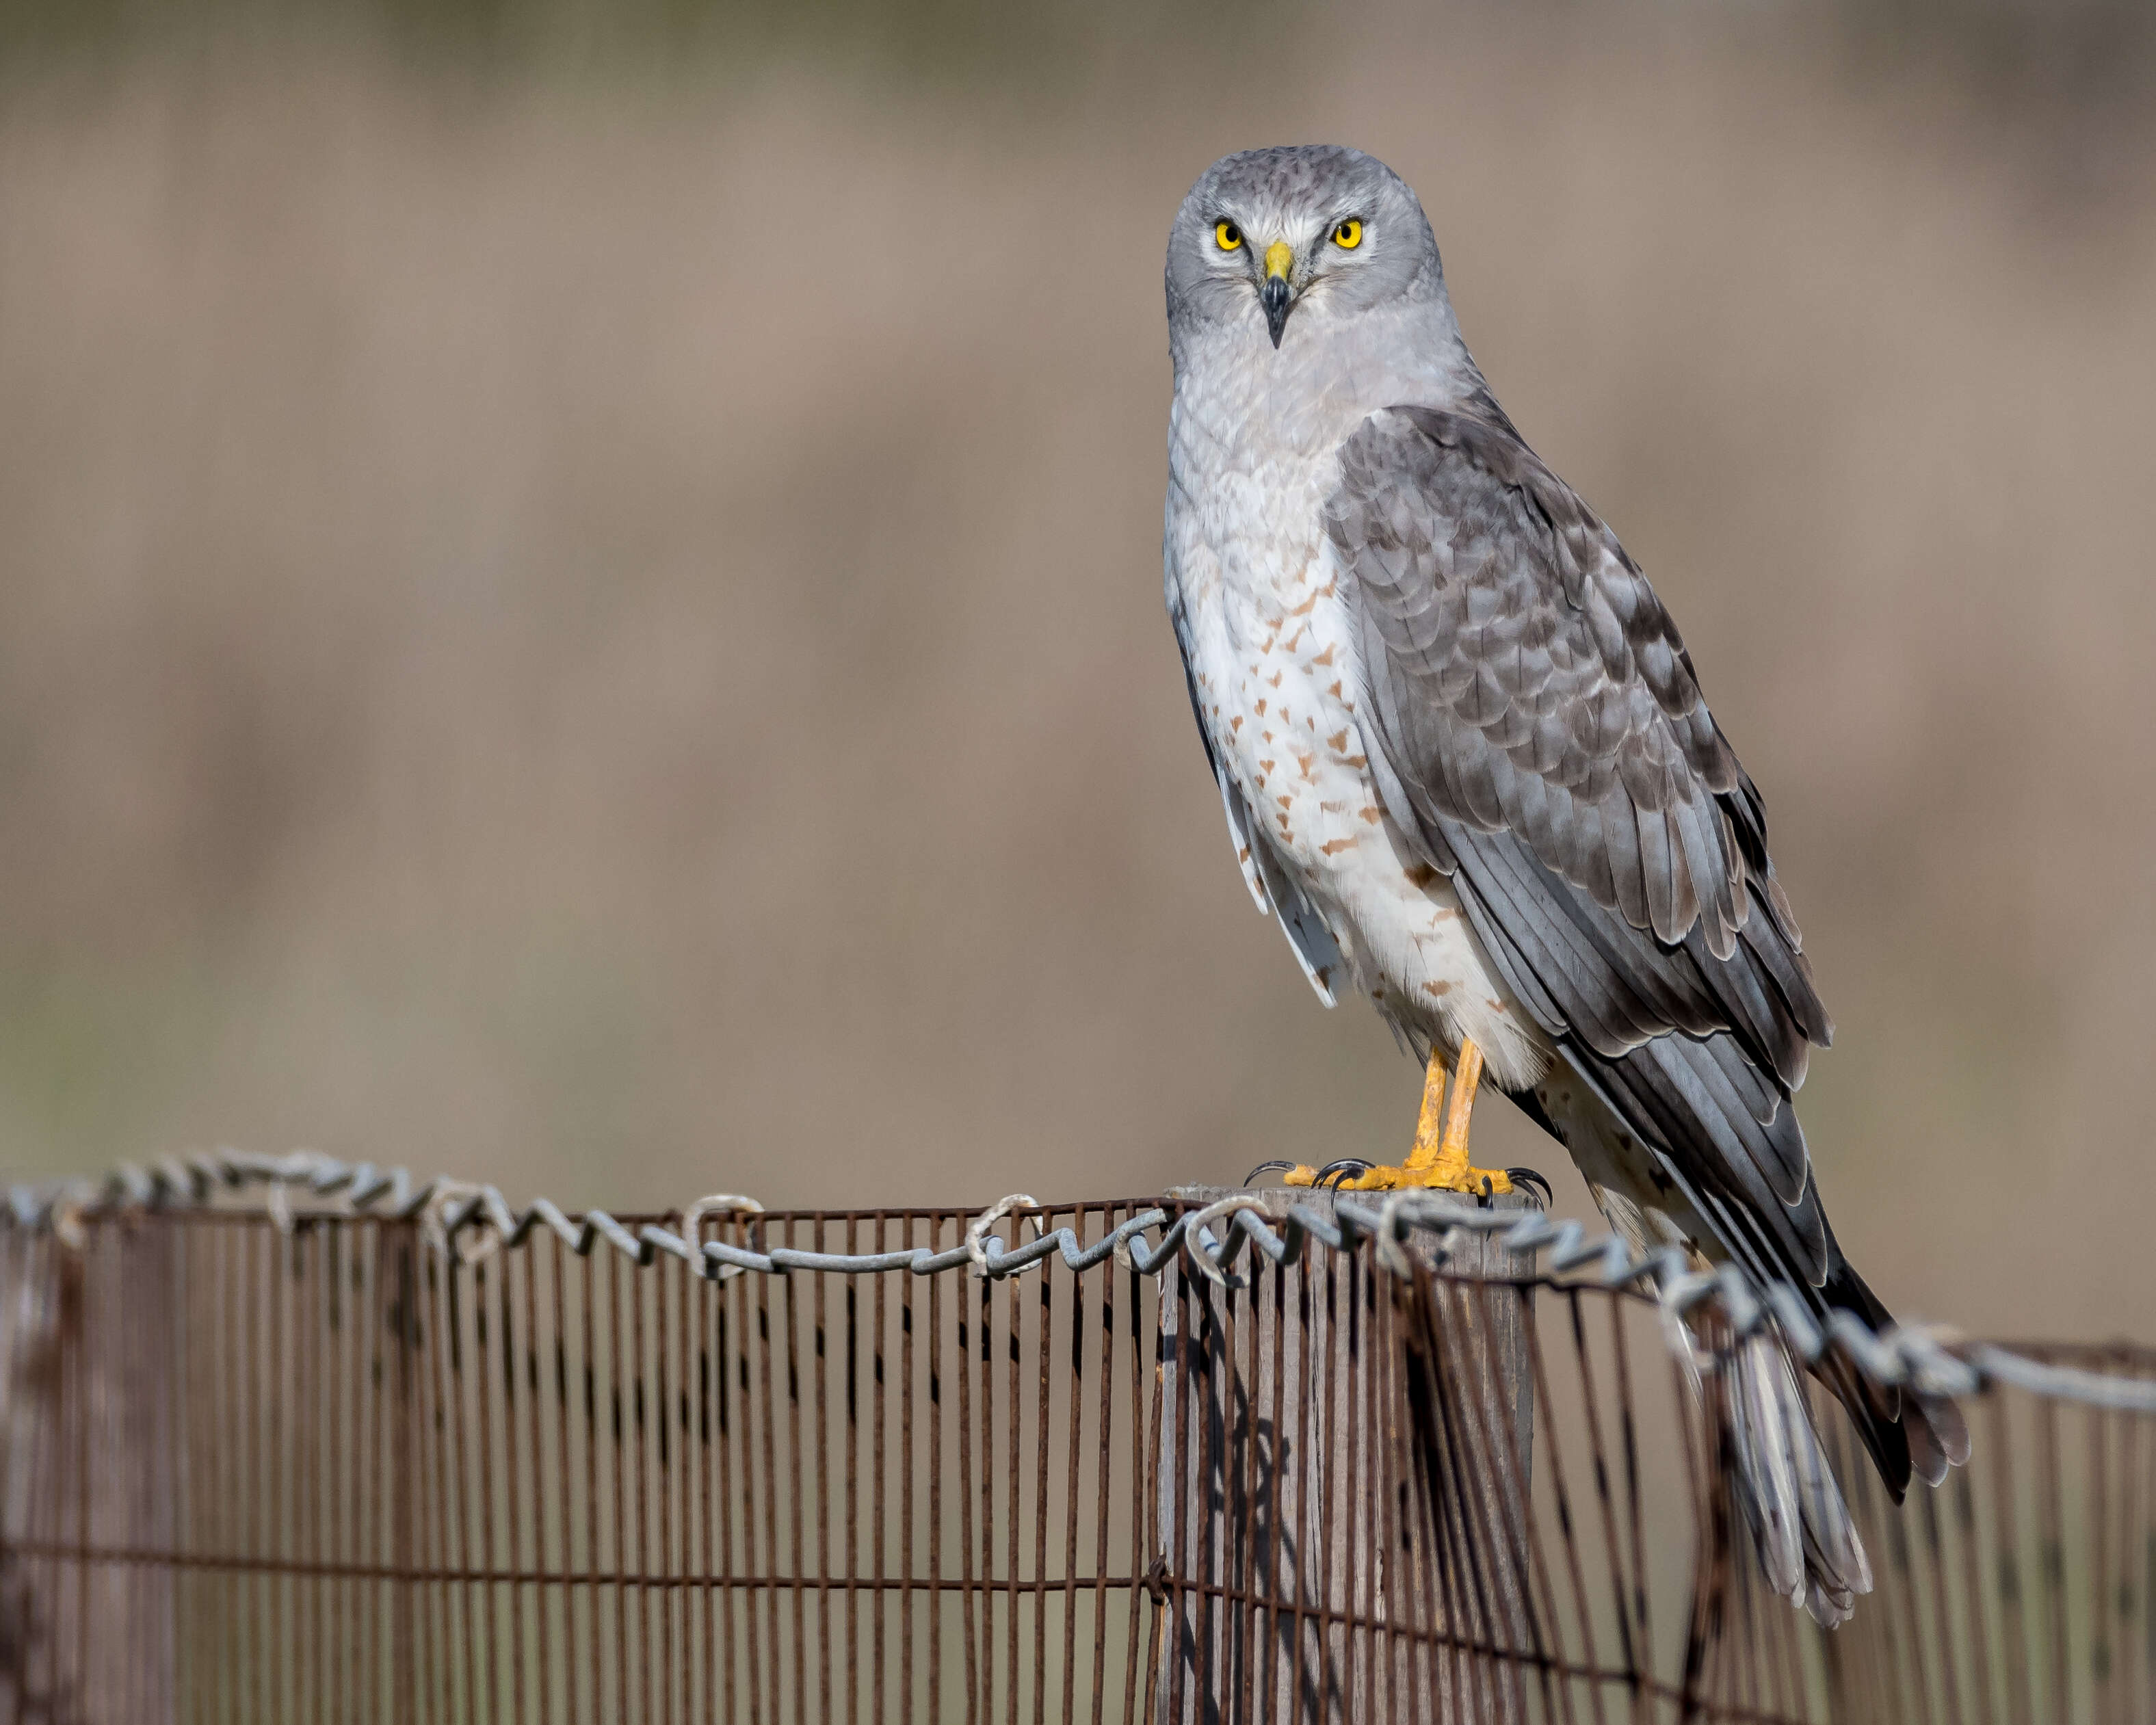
1261,240 -> 1293,348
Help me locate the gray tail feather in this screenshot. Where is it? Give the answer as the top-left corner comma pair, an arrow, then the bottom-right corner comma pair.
1723,1329 -> 1871,1627
1822,1247 -> 1973,1500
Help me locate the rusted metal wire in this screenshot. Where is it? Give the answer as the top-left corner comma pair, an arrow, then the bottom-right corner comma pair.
0,1160 -> 2152,1722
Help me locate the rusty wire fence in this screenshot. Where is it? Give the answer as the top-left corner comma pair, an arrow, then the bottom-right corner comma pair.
0,1155 -> 2151,1724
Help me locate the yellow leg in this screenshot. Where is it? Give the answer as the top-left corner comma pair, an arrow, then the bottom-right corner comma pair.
1278,1040 -> 1513,1196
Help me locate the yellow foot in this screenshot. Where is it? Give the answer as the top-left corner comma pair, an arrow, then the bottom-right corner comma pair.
1278,1159 -> 1512,1196
1269,1037 -> 1512,1197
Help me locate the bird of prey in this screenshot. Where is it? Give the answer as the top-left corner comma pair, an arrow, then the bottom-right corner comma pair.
1161,145 -> 1966,1624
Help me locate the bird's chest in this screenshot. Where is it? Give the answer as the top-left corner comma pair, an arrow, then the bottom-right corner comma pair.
1167,405 -> 1547,1084
1169,437 -> 1379,880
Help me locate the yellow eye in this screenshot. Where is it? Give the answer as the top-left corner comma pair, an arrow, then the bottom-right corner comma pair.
1214,220 -> 1244,252
1332,218 -> 1363,250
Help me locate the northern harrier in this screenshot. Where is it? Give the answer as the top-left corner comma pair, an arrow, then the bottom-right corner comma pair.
1161,145 -> 1966,1623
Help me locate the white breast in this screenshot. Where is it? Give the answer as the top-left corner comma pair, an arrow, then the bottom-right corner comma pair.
1166,380 -> 1551,1092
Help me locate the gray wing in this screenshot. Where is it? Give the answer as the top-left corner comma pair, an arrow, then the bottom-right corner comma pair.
1168,579 -> 1344,1006
1326,406 -> 1836,1289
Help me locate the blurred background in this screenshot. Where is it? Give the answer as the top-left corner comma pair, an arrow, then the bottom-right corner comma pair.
0,0 -> 2151,1341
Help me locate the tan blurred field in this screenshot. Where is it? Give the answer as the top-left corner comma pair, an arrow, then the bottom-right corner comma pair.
1,3 -> 2153,1341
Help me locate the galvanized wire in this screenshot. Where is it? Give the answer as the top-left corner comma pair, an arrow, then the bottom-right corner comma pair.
1,1148 -> 2134,1414
0,1153 -> 2151,1722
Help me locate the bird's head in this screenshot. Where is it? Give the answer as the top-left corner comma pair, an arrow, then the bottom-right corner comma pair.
1165,146 -> 1446,355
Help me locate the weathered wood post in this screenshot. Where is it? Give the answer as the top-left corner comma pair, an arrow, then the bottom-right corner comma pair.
1153,1185 -> 1542,1724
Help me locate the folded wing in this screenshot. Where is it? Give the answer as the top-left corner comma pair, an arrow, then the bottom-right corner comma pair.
1328,406 -> 1835,1298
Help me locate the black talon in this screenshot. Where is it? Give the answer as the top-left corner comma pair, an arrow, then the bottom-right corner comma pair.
1506,1166 -> 1553,1207
1245,1160 -> 1297,1185
1314,1158 -> 1369,1191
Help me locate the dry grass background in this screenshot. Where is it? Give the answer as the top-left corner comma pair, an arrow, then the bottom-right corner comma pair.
1,2 -> 2153,1341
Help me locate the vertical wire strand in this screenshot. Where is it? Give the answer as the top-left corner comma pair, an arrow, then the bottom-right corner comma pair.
550,1233 -> 581,1725
1035,1226 -> 1056,1725
887,1215 -> 907,1725
2130,1388 -> 2147,1725
517,1237 -> 547,1725
1158,1250 -> 1183,1725
1288,1248 -> 1318,1725
1605,1301 -> 1654,1712
1006,1264 -> 1024,1725
1227,1272 -> 1249,1721
1059,1209 -> 1084,1725
814,1230 -> 833,1725
1314,1246 -> 1343,1725
69,1222 -> 95,1724
287,1224 -> 313,1723
391,1228 -> 418,1725
757,1228 -> 783,1725
744,1216 -> 774,1725
175,1222 -> 207,1725
843,1220 -> 862,1725
2088,1401 -> 2116,1725
578,1246 -> 602,1725
627,1245 -> 648,1725
413,1241 -> 445,1725
1131,1254 -> 1155,1725
692,1250 -> 708,1725
2112,1383 -> 2147,1725
1088,1207 -> 1118,1725
295,1226 -> 322,1724
650,1243 -> 674,1725
1374,1261 -> 1403,1725
866,1216 -> 882,1725
928,1216 -> 946,1725
242,1222 -> 267,1725
1352,1255 -> 1378,1724
315,1226 -> 340,1725
958,1249 -> 980,1725
731,1219 -> 761,1725
1261,1240 -> 1289,1725
269,1220 -> 291,1725
358,1222 -> 379,1724
1947,1453 -> 1997,1725
786,1225 -> 809,1725
1192,1268 -> 1219,1725
27,1234 -> 62,1725
475,1259 -> 509,1725
1986,1388 -> 2034,1725
445,1248 -> 482,1725
326,1225 -> 352,1725
1238,1266 -> 1265,1725
979,1269 -> 996,1725
700,1221 -> 728,1725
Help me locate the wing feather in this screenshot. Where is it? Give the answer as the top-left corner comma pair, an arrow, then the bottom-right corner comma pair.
1328,403 -> 1835,1300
